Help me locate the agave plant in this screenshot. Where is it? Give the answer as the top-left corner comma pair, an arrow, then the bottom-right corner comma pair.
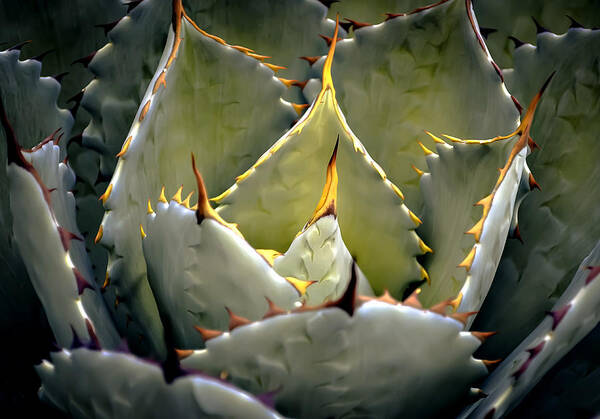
1,0 -> 599,417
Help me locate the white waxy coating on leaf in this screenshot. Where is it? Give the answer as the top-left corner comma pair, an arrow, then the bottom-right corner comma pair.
36,348 -> 283,419
142,199 -> 300,348
98,15 -> 298,357
464,240 -> 600,418
18,142 -> 120,348
186,0 -> 344,103
475,28 -> 600,358
8,163 -> 89,347
216,87 -> 425,298
306,0 -> 520,208
457,146 -> 528,321
182,301 -> 487,418
417,137 -> 517,306
273,214 -> 374,306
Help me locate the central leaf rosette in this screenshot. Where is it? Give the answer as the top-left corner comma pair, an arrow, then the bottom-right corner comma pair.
85,2 -> 542,416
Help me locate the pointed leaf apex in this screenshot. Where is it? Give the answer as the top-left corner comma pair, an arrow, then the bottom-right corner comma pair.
305,137 -> 339,228
321,15 -> 340,92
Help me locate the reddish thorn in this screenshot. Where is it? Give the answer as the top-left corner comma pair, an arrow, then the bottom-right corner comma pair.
58,226 -> 83,251
385,13 -> 405,21
299,56 -> 320,66
479,27 -> 497,39
70,326 -> 84,349
511,95 -> 524,113
548,304 -> 571,330
528,136 -> 541,151
292,80 -> 308,89
319,34 -> 342,47
95,19 -> 121,36
484,408 -> 496,419
512,224 -> 524,244
508,36 -> 525,49
585,266 -> 600,285
72,51 -> 97,68
85,319 -> 101,350
53,72 -> 69,83
73,268 -> 93,295
263,297 -> 286,318
482,359 -> 502,372
471,331 -> 497,343
225,307 -> 250,331
527,340 -> 546,358
32,48 -> 55,62
193,325 -> 223,341
8,40 -> 31,51
566,15 -> 583,29
124,0 -> 144,13
491,61 -> 504,82
344,18 -> 371,30
528,173 -> 541,191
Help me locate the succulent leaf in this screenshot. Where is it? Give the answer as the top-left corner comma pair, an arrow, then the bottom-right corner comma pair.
273,144 -> 374,305
474,27 -> 600,358
0,0 -> 126,106
463,239 -> 600,418
97,6 -> 300,357
182,297 -> 488,417
473,0 -> 600,68
4,118 -> 119,348
37,347 -> 282,418
142,164 -> 300,349
185,0 -> 344,103
216,32 -> 426,298
305,0 -> 520,207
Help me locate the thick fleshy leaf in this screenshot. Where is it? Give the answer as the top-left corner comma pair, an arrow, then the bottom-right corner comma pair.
305,0 -> 520,208
473,0 -> 600,68
37,348 -> 282,419
463,240 -> 600,418
474,28 -> 600,358
82,0 -> 171,174
0,0 -> 126,106
5,124 -> 118,348
326,0 -> 431,24
272,146 -> 374,305
182,300 -> 488,417
97,7 -> 298,357
215,37 -> 427,297
0,49 -> 75,342
186,0 -> 343,103
142,188 -> 300,349
418,76 -> 549,309
507,322 -> 600,417
274,215 -> 374,305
